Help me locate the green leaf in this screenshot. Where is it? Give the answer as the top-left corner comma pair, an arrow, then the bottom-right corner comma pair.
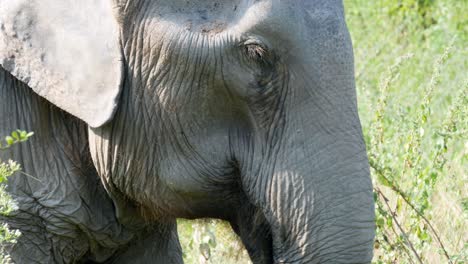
377,174 -> 392,187
376,218 -> 385,228
5,136 -> 14,146
396,197 -> 403,213
11,131 -> 19,140
420,231 -> 430,241
461,198 -> 468,214
386,217 -> 393,228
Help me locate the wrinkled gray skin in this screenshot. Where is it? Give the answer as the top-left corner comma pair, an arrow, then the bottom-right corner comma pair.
0,0 -> 375,263
0,70 -> 182,263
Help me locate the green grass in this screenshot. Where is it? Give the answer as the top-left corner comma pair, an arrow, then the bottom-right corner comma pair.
177,0 -> 467,263
177,219 -> 250,264
348,0 -> 466,263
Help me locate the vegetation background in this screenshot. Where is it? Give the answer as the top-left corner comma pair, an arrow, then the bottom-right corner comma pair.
0,130 -> 33,262
178,0 -> 467,263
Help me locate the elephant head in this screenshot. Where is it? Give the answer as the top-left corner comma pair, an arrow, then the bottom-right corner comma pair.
1,0 -> 375,263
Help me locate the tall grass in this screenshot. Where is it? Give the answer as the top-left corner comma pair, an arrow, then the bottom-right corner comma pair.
178,1 -> 467,263
347,0 -> 466,262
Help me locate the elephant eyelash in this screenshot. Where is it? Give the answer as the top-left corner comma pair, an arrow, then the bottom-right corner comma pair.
241,40 -> 273,66
245,44 -> 267,61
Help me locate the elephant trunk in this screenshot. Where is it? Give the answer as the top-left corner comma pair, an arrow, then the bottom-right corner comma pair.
242,130 -> 375,263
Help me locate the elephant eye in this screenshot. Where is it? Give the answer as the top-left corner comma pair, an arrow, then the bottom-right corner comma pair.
241,39 -> 272,66
245,44 -> 267,61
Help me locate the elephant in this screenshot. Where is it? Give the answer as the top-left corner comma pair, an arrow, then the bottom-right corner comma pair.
0,0 -> 375,263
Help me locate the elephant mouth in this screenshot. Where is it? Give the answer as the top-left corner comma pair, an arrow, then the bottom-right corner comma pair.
229,195 -> 275,264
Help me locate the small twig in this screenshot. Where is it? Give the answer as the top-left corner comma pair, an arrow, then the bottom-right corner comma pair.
371,160 -> 453,263
18,171 -> 42,183
436,130 -> 468,137
381,210 -> 416,263
376,187 -> 424,264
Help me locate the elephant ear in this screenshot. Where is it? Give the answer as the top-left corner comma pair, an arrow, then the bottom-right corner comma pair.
0,0 -> 122,127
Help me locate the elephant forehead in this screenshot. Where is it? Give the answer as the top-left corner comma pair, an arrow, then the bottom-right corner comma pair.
138,0 -> 242,34
133,1 -> 345,59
